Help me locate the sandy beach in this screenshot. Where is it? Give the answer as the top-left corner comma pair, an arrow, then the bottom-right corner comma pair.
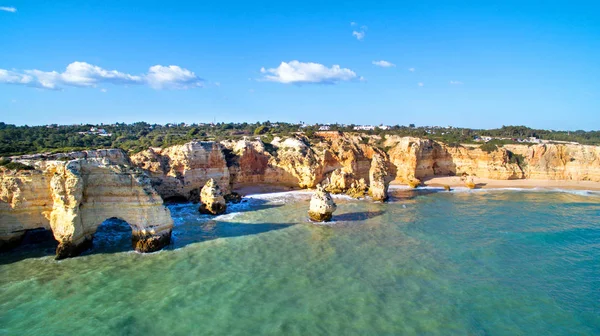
409,176 -> 600,191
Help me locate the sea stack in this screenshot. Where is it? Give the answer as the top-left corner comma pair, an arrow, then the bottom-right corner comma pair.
308,184 -> 337,222
369,153 -> 391,202
199,178 -> 227,215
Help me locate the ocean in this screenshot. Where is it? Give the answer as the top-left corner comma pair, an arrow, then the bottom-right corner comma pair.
1,188 -> 599,335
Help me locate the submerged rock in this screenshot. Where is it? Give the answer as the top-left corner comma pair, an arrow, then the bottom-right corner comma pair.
308,184 -> 337,222
199,179 -> 227,215
224,192 -> 242,204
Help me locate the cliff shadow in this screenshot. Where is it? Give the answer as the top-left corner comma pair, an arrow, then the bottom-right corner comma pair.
388,188 -> 446,201
1,198 -> 289,263
0,229 -> 58,265
333,210 -> 386,222
223,197 -> 285,213
169,220 -> 294,249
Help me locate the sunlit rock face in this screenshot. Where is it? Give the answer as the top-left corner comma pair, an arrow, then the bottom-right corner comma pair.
308,185 -> 337,222
369,153 -> 391,202
0,150 -> 173,259
505,143 -> 600,181
130,142 -> 230,202
384,136 -> 524,181
198,178 -> 227,215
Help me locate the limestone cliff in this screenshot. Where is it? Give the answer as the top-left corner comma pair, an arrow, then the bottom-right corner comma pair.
0,150 -> 173,259
3,133 -> 599,256
384,136 -> 524,181
130,142 -> 230,202
505,143 -> 600,181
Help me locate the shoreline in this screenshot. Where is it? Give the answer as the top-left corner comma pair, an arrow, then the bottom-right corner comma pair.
407,177 -> 600,191
231,178 -> 600,198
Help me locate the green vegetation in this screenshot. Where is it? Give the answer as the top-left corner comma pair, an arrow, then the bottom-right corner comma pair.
480,142 -> 499,153
0,159 -> 35,171
0,121 -> 598,157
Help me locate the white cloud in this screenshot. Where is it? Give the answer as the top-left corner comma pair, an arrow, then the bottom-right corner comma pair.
372,60 -> 395,68
0,62 -> 203,90
0,6 -> 16,12
0,69 -> 34,85
350,21 -> 356,26
352,30 -> 365,41
408,68 -> 415,72
450,81 -> 463,85
418,82 -> 424,87
100,88 -> 107,93
259,61 -> 358,84
146,65 -> 203,90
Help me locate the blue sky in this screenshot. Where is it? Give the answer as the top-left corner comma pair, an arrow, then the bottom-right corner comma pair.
1,0 -> 599,130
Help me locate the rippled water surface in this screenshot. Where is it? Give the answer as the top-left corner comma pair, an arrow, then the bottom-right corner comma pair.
2,189 -> 600,335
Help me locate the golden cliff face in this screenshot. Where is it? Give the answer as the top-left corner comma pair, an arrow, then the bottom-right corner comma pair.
128,133 -> 600,200
131,141 -> 230,201
505,143 -> 600,181
0,150 -> 173,258
385,136 -> 524,181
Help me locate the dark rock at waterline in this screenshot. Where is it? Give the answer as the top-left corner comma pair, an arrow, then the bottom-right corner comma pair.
132,231 -> 172,253
199,202 -> 227,215
308,211 -> 333,222
55,238 -> 93,260
224,192 -> 242,204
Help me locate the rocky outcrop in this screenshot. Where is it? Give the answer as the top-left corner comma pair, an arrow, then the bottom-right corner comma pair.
369,154 -> 391,201
199,178 -> 227,215
308,185 -> 337,222
131,142 -> 230,202
1,150 -> 173,259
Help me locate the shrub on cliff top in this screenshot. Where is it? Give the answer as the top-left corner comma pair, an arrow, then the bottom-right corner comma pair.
480,142 -> 499,153
0,160 -> 35,171
254,126 -> 269,135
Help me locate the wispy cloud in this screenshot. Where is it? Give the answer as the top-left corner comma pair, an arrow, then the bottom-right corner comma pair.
352,30 -> 365,41
0,6 -> 16,12
372,60 -> 395,68
0,62 -> 203,90
260,61 -> 358,84
418,82 -> 424,87
408,68 -> 415,72
351,22 -> 367,41
449,80 -> 463,85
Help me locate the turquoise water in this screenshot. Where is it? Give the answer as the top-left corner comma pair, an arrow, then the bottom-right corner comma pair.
1,188 -> 599,335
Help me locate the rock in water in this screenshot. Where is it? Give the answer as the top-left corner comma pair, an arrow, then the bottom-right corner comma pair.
308,185 -> 337,222
199,179 -> 227,215
369,153 -> 391,201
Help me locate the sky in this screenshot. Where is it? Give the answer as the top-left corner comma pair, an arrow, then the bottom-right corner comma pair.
1,0 -> 599,130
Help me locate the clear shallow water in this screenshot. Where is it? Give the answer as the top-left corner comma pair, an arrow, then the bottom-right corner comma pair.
1,189 -> 599,335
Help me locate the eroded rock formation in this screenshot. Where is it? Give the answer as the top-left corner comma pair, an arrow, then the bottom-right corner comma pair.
131,142 -> 230,202
3,133 -> 600,255
0,150 -> 173,259
369,153 -> 391,201
308,185 -> 337,222
199,178 -> 227,215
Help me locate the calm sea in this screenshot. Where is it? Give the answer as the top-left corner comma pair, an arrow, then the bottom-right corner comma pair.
2,188 -> 599,335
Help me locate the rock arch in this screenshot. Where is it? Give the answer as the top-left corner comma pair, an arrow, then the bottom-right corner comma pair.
1,153 -> 174,259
